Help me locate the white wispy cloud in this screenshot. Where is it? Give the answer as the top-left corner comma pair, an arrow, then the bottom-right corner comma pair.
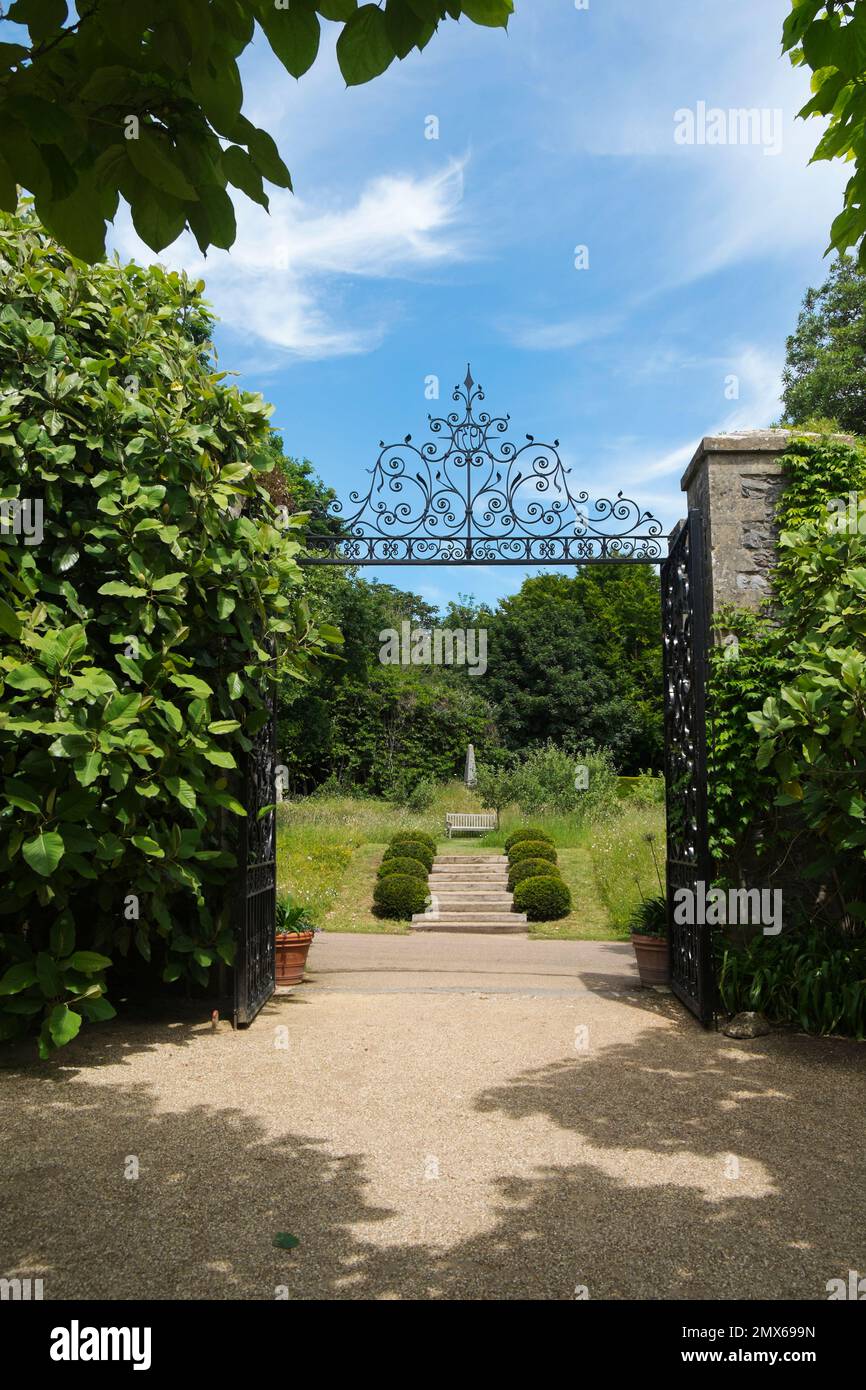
110,159 -> 470,359
501,310 -> 624,352
604,344 -> 784,521
720,345 -> 784,430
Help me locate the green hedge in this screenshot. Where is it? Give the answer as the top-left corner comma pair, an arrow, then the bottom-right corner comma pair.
508,857 -> 561,892
504,826 -> 554,854
0,208 -> 337,1057
390,830 -> 437,854
508,839 -> 558,867
513,875 -> 572,922
377,856 -> 428,883
373,874 -> 428,921
382,839 -> 434,871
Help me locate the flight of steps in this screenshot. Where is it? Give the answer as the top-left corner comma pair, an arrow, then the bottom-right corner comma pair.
411,852 -> 527,933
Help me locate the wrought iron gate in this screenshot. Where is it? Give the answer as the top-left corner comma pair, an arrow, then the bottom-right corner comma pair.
276,368 -> 715,1027
661,510 -> 714,1026
233,679 -> 277,1027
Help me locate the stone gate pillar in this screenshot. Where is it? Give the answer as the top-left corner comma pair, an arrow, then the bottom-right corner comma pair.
680,428 -> 855,618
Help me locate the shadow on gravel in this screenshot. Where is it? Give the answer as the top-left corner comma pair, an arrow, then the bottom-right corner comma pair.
1,1009 -> 863,1299
472,1021 -> 866,1299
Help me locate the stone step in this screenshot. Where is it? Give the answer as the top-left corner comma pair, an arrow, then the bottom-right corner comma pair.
432,862 -> 506,869
430,885 -> 509,893
434,856 -> 507,864
422,904 -> 523,917
433,856 -> 508,867
413,908 -> 526,919
428,893 -> 513,905
431,864 -> 507,871
430,882 -> 511,890
411,918 -> 528,933
429,883 -> 512,891
429,873 -> 508,883
418,851 -> 522,932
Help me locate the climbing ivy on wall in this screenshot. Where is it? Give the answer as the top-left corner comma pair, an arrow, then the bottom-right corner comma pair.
709,433 -> 866,929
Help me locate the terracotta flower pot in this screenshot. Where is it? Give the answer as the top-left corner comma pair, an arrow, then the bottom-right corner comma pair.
275,931 -> 314,986
631,933 -> 670,987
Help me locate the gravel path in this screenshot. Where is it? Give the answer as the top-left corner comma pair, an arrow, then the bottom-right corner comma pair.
2,931 -> 864,1301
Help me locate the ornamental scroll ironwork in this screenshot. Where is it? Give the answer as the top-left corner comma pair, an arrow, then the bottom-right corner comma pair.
299,368 -> 665,566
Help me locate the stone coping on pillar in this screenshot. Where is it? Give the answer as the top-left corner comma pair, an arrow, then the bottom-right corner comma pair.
680,429 -> 856,495
680,429 -> 856,614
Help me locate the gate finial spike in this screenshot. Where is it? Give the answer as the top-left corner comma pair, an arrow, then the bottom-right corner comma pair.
464,363 -> 474,390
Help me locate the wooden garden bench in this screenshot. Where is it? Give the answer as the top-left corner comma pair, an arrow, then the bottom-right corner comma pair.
445,811 -> 497,838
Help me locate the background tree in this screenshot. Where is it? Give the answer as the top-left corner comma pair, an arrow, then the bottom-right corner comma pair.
783,0 -> 866,265
0,0 -> 513,262
781,256 -> 866,434
277,572 -> 494,794
255,429 -> 345,538
479,568 -> 662,771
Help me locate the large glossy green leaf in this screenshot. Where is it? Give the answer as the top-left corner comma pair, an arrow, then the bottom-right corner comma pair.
190,48 -> 244,136
50,913 -> 75,959
385,0 -> 425,58
125,130 -> 198,200
5,664 -> 51,691
22,830 -> 65,877
0,152 -> 20,213
318,1 -> 357,18
7,0 -> 68,42
131,835 -> 165,858
337,4 -> 396,84
246,127 -> 293,190
222,145 -> 269,208
0,962 -> 38,995
64,951 -> 113,974
130,190 -> 189,253
259,4 -> 321,78
35,183 -> 107,263
171,673 -> 214,698
48,1003 -> 82,1047
461,0 -> 512,25
188,183 -> 236,251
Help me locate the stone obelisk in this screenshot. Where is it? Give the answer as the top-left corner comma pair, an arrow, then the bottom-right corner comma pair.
464,743 -> 477,788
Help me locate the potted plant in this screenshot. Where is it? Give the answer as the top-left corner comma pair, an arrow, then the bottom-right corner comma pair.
275,897 -> 317,986
629,894 -> 670,986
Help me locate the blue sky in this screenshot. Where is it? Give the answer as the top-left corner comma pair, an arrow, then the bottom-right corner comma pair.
92,0 -> 849,611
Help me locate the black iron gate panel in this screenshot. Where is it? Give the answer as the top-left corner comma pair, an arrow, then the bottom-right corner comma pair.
233,677 -> 276,1028
661,510 -> 714,1026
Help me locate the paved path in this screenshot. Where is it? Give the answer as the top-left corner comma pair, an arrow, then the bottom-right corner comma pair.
2,932 -> 864,1300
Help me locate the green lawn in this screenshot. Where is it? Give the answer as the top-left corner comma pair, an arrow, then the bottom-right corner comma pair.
276,780 -> 665,941
323,844 -> 410,935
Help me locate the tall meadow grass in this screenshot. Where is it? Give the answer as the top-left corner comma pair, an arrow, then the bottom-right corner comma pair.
588,804 -> 667,930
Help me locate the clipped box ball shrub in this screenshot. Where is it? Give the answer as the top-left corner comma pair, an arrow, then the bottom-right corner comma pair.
508,839 -> 558,867
508,857 -> 562,892
514,875 -> 572,922
383,840 -> 434,871
373,874 -> 429,921
392,829 -> 437,853
504,826 -> 554,854
377,856 -> 429,883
